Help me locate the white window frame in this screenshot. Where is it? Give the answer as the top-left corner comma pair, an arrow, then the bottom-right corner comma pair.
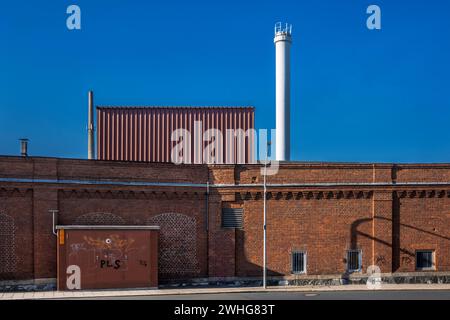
415,250 -> 435,271
347,249 -> 362,272
291,250 -> 307,274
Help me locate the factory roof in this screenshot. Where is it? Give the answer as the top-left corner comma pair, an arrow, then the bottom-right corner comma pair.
97,106 -> 255,110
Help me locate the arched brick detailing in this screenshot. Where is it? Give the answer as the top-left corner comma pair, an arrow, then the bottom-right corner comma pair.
0,212 -> 17,278
147,213 -> 199,279
74,212 -> 125,225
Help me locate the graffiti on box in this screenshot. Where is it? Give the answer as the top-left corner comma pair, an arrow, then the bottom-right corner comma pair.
62,230 -> 157,291
68,234 -> 137,272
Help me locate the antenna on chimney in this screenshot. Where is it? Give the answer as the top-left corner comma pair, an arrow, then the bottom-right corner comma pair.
19,138 -> 29,157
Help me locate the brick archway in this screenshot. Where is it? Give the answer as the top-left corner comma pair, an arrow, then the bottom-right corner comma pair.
0,212 -> 17,278
147,213 -> 199,279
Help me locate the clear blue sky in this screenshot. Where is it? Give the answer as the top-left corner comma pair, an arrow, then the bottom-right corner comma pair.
1,0 -> 449,162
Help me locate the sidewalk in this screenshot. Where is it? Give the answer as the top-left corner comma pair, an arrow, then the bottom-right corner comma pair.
1,283 -> 450,300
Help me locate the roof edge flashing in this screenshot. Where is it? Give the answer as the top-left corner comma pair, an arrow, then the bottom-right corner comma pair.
56,225 -> 160,230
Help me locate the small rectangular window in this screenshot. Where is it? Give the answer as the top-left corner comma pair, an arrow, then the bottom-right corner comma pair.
416,250 -> 435,270
221,208 -> 243,229
347,249 -> 362,272
292,251 -> 306,274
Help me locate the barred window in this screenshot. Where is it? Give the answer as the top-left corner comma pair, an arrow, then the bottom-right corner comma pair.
291,251 -> 306,274
221,208 -> 243,229
416,250 -> 435,270
347,249 -> 362,272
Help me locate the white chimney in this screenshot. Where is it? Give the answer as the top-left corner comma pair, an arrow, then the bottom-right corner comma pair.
274,22 -> 292,161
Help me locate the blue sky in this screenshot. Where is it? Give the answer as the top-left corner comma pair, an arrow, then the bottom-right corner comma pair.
1,0 -> 449,162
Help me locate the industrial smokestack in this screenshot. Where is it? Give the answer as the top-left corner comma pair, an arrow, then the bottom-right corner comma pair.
19,138 -> 29,157
274,22 -> 292,161
88,90 -> 95,160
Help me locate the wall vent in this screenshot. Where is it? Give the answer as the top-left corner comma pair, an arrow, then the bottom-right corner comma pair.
221,208 -> 243,229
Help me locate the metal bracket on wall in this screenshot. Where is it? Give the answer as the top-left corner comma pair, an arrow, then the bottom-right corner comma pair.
49,209 -> 59,236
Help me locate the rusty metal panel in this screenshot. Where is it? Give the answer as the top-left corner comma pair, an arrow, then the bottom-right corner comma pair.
57,226 -> 158,290
97,107 -> 255,163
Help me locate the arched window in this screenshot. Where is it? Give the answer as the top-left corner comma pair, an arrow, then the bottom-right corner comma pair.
147,213 -> 199,279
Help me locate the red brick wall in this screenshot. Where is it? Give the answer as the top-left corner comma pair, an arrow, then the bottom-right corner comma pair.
0,156 -> 449,283
0,189 -> 33,280
238,197 -> 374,276
208,196 -> 236,278
372,191 -> 393,273
58,194 -> 208,280
395,195 -> 450,272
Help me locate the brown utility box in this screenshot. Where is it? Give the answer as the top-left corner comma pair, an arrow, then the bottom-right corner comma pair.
57,225 -> 159,290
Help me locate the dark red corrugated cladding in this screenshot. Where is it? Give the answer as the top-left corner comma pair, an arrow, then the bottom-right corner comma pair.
97,106 -> 255,163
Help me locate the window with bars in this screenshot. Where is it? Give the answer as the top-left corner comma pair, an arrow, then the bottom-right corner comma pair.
416,250 -> 435,270
221,208 -> 243,229
291,251 -> 306,274
347,249 -> 362,272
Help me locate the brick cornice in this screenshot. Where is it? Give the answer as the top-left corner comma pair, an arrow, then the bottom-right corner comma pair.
58,189 -> 204,200
396,190 -> 449,199
234,190 -> 374,201
232,189 -> 450,200
0,187 -> 32,197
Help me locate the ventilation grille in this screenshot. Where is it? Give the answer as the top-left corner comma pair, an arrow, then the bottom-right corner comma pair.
221,208 -> 243,229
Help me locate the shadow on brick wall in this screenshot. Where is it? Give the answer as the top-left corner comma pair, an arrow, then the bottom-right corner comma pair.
350,193 -> 450,273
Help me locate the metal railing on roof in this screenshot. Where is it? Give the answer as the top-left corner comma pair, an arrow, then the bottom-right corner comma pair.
275,22 -> 292,36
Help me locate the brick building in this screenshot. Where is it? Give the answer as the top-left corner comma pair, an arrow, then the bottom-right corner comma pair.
1,155 -> 449,287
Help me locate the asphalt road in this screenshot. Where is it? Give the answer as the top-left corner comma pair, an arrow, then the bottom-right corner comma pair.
78,290 -> 450,300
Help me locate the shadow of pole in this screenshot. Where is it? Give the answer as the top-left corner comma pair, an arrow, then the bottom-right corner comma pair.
351,193 -> 450,273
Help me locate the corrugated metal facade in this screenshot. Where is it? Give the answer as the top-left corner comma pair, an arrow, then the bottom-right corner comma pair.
97,107 -> 255,163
